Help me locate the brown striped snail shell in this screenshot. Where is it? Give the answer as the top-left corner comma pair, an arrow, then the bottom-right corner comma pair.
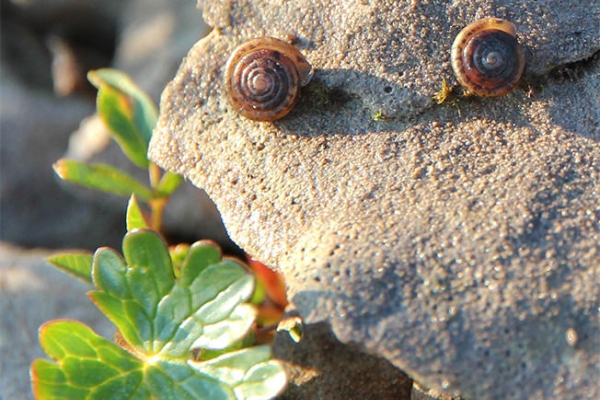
451,18 -> 525,97
225,37 -> 313,121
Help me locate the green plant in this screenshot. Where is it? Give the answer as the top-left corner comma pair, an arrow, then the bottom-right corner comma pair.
432,78 -> 453,105
53,69 -> 182,231
30,69 -> 288,400
372,110 -> 387,121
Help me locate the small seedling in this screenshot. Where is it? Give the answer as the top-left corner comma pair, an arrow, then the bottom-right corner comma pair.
372,110 -> 387,121
432,78 -> 454,105
52,69 -> 183,231
31,69 -> 289,400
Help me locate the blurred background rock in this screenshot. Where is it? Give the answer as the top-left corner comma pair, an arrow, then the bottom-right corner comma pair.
0,2 -> 241,399
0,0 -> 234,251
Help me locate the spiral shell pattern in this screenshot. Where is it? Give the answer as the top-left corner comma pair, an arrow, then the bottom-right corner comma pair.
225,38 -> 313,121
451,18 -> 525,97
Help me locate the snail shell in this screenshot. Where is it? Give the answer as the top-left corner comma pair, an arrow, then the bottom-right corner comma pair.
451,18 -> 525,97
225,37 -> 313,121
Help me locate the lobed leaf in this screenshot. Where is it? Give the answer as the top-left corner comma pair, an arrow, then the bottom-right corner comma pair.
88,69 -> 157,168
191,346 -> 288,400
53,160 -> 153,201
32,321 -> 286,400
33,233 -> 287,400
32,320 -> 149,400
90,230 -> 257,359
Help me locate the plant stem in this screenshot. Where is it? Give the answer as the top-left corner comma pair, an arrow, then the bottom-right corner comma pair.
149,162 -> 161,189
148,162 -> 164,233
149,198 -> 166,233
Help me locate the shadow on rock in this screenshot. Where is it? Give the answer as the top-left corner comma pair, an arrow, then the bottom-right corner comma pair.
274,321 -> 413,400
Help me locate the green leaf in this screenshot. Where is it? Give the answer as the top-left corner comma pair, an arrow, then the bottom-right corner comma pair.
88,69 -> 157,168
126,195 -> 149,231
156,172 -> 184,197
192,346 -> 288,399
54,160 -> 153,201
170,244 -> 190,277
90,230 -> 257,357
32,320 -> 149,400
46,253 -> 93,284
33,234 -> 288,400
32,320 -> 239,400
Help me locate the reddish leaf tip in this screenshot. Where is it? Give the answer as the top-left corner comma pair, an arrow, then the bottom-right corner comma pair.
52,160 -> 67,179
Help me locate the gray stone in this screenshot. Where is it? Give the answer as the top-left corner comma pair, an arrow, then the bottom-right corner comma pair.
63,0 -> 232,250
0,243 -> 114,400
149,1 -> 600,399
114,0 -> 210,100
1,1 -> 229,250
1,0 -> 124,249
3,0 -> 123,91
412,383 -> 462,400
0,68 -> 124,249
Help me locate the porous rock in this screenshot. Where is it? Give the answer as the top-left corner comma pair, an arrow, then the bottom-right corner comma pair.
149,1 -> 600,399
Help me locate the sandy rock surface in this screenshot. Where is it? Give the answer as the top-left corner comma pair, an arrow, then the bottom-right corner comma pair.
149,1 -> 600,399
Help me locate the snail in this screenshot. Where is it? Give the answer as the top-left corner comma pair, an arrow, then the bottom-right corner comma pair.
225,37 -> 313,121
451,18 -> 525,97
